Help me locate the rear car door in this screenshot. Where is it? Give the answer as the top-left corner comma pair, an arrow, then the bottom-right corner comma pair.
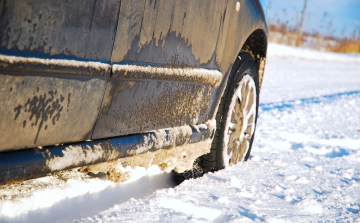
0,0 -> 120,150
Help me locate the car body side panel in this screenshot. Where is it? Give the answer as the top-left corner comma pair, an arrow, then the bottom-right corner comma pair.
110,0 -> 224,68
92,79 -> 216,139
93,0 -> 267,139
0,0 -> 120,62
0,0 -> 267,151
0,0 -> 121,151
110,0 -> 267,71
0,73 -> 107,150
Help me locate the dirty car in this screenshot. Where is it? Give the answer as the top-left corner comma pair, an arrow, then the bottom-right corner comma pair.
0,0 -> 268,184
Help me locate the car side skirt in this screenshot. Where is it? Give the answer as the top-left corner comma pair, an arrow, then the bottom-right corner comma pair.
0,121 -> 215,186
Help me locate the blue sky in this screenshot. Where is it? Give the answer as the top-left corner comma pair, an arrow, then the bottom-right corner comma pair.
264,0 -> 360,38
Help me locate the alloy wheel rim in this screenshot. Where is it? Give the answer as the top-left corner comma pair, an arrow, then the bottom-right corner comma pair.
223,74 -> 257,166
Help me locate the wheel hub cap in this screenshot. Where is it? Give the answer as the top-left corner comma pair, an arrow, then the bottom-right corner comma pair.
224,75 -> 256,165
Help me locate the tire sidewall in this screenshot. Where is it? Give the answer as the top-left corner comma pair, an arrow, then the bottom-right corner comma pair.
217,53 -> 260,169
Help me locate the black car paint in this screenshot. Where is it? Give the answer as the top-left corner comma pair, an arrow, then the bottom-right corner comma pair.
0,0 -> 267,183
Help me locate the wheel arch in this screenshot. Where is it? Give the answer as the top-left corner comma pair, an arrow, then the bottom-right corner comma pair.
240,29 -> 268,89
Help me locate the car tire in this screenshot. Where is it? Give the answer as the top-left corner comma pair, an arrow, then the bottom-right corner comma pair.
202,51 -> 259,171
174,51 -> 259,182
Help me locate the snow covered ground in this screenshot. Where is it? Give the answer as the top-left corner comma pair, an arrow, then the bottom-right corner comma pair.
1,43 -> 360,222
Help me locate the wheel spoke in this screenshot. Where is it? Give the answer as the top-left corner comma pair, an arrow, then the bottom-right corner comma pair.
230,107 -> 237,123
223,74 -> 257,166
239,140 -> 248,161
240,85 -> 247,110
229,131 -> 237,145
247,114 -> 254,127
246,90 -> 254,112
246,126 -> 253,137
228,122 -> 237,132
230,141 -> 240,165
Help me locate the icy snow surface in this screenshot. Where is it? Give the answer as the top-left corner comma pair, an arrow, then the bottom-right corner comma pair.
1,43 -> 360,222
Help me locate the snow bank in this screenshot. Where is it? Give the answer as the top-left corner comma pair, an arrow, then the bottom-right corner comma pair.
0,171 -> 114,218
268,43 -> 360,63
0,166 -> 171,220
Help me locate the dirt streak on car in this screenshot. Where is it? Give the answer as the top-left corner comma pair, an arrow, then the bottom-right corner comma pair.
0,0 -> 268,185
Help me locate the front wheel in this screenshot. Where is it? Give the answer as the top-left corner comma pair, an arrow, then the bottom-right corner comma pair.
175,52 -> 259,182
220,73 -> 257,166
203,51 -> 259,171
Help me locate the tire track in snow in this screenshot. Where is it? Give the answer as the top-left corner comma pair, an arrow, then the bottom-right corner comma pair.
256,89 -> 360,159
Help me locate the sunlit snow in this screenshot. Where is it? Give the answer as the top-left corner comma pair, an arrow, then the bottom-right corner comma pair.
1,43 -> 359,222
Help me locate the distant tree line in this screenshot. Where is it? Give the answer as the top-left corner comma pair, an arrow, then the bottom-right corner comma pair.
266,0 -> 360,53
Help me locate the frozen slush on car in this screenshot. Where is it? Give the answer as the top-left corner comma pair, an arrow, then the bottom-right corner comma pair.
0,0 -> 267,184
